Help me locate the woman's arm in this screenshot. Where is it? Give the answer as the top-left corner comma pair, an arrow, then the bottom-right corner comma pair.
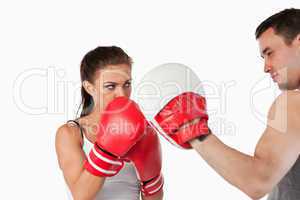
141,190 -> 163,200
55,124 -> 105,200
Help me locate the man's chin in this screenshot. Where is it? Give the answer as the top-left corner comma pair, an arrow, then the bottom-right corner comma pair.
278,82 -> 299,91
277,82 -> 288,90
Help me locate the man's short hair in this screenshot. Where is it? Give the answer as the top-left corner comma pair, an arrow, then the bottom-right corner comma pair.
255,8 -> 300,45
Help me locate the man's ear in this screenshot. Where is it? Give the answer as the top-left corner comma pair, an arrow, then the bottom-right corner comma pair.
82,80 -> 95,97
296,34 -> 300,55
296,33 -> 300,46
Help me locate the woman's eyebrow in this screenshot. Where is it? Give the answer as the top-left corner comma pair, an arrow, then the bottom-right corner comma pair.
104,79 -> 132,85
103,81 -> 117,84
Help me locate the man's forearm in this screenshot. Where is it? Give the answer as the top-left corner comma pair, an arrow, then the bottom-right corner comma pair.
190,133 -> 271,199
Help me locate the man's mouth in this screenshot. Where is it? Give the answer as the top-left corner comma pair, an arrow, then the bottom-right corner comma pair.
271,72 -> 279,82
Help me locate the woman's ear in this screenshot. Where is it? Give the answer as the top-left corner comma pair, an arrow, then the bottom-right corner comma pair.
82,80 -> 95,97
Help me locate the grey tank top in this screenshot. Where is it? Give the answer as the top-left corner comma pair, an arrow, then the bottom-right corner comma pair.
267,156 -> 300,200
66,120 -> 140,200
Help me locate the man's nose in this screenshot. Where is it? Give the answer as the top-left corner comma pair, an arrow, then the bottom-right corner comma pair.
264,59 -> 272,73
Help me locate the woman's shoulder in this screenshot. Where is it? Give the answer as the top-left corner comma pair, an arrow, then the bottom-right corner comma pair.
55,121 -> 83,148
55,121 -> 86,171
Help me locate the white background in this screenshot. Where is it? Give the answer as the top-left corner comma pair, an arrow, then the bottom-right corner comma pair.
2,0 -> 300,199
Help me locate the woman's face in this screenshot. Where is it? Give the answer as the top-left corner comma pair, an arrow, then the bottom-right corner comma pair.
84,64 -> 132,113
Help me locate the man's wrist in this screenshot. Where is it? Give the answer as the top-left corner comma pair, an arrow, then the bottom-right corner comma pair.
196,129 -> 212,142
197,134 -> 210,142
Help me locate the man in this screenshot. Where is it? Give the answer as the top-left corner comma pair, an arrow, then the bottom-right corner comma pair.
138,8 -> 300,200
190,8 -> 300,199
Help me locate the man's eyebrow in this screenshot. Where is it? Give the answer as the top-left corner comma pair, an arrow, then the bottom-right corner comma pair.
261,47 -> 271,58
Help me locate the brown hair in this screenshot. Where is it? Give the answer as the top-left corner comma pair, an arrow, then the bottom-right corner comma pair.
77,46 -> 132,117
255,8 -> 300,45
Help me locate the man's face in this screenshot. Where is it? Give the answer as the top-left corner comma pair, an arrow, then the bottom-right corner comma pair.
258,28 -> 300,90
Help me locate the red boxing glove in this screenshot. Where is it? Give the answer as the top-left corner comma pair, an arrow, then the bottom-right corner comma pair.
125,124 -> 163,196
84,97 -> 147,177
154,92 -> 209,149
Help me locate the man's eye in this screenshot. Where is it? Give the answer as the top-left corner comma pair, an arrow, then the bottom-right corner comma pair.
267,51 -> 273,56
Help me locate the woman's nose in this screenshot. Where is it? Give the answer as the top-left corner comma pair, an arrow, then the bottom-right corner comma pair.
115,87 -> 126,98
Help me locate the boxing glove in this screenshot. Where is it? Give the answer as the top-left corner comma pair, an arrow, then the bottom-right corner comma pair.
154,92 -> 209,149
125,124 -> 163,196
84,96 -> 147,177
134,63 -> 210,149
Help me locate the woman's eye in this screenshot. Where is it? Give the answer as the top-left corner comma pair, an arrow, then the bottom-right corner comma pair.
105,85 -> 115,90
124,82 -> 131,88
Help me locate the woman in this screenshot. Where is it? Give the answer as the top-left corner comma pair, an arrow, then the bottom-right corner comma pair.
55,46 -> 163,200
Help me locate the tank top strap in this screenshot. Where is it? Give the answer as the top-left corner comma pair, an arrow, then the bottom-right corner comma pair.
66,119 -> 84,139
67,119 -> 94,154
